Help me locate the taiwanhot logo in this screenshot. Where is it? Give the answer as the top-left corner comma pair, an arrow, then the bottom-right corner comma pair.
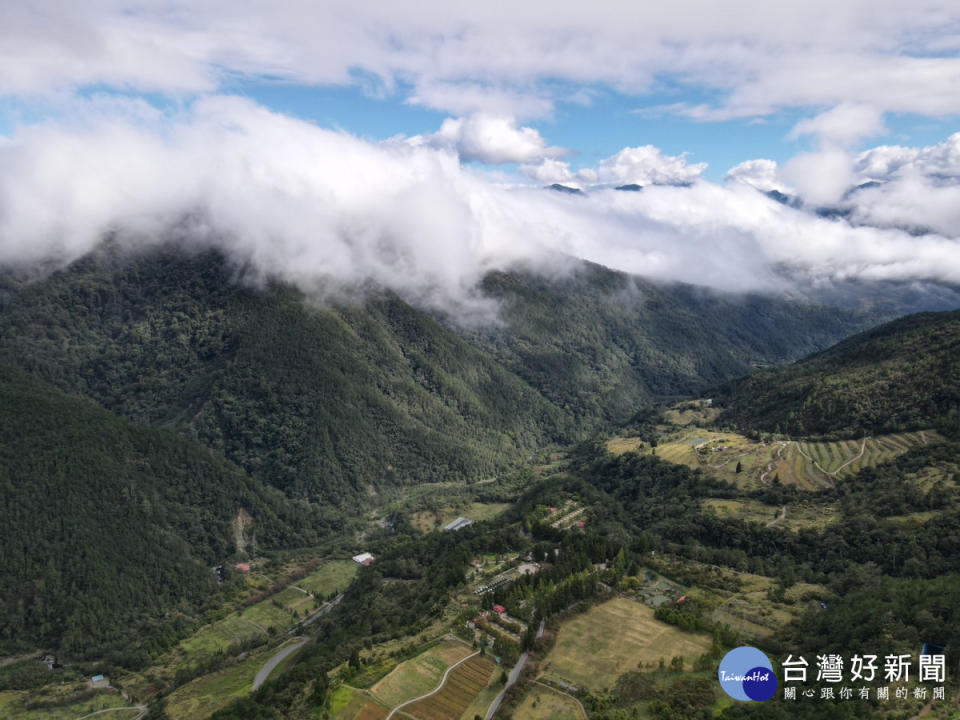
718,646 -> 778,701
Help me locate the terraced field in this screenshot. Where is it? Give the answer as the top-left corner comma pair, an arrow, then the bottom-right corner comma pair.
401,654 -> 497,720
636,426 -> 941,490
776,431 -> 941,489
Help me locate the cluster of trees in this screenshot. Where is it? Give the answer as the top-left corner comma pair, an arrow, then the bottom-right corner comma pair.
716,309 -> 960,438
470,265 -> 872,427
0,362 -> 322,660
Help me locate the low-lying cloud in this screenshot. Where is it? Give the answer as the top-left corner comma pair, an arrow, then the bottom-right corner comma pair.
1,96 -> 959,322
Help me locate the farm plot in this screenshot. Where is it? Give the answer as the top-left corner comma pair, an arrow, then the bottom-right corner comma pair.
298,559 -> 358,598
371,639 -> 474,707
401,654 -> 497,720
329,686 -> 388,720
164,647 -> 270,720
542,598 -> 712,691
180,593 -> 298,657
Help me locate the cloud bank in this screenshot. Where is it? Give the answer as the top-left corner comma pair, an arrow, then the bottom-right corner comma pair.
3,1 -> 960,122
1,96 -> 960,323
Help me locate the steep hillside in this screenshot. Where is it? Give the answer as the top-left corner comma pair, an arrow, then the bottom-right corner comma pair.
716,310 -> 960,437
0,245 -> 569,503
0,363 -> 323,660
467,264 -> 878,424
0,245 -> 881,505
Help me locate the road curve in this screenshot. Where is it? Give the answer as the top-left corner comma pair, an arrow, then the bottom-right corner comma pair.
253,637 -> 307,691
385,651 -> 480,720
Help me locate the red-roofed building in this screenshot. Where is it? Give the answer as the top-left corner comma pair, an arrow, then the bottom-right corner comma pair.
235,563 -> 250,572
493,604 -> 506,614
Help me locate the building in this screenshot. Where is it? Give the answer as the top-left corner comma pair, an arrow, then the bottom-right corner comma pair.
235,563 -> 250,572
493,604 -> 506,614
443,516 -> 473,532
352,552 -> 375,566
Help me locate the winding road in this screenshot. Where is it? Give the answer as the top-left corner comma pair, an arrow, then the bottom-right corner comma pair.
253,637 -> 307,691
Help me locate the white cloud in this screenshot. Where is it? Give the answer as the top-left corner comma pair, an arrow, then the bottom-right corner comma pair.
2,2 -> 960,121
595,146 -> 707,186
790,103 -> 887,147
414,114 -> 566,164
855,132 -> 960,180
3,95 -> 960,321
724,159 -> 789,193
780,150 -> 856,205
519,158 -> 574,184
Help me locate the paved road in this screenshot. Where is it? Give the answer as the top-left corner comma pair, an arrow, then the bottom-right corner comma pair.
385,651 -> 480,720
483,619 -> 545,720
75,706 -> 147,720
300,593 -> 343,629
253,637 -> 308,691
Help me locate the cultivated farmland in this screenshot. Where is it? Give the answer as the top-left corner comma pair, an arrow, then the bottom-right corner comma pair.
541,598 -> 712,691
371,638 -> 474,708
628,427 -> 940,490
401,654 -> 497,720
298,559 -> 359,597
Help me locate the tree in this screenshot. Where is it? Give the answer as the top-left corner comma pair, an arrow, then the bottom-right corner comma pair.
735,461 -> 742,473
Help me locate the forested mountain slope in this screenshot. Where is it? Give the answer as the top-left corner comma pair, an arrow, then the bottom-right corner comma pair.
468,264 -> 876,424
0,244 -> 880,505
716,309 -> 960,437
0,245 -> 569,504
0,363 -> 322,661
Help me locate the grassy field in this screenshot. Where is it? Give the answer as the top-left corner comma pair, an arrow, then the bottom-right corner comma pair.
409,502 -> 512,534
606,436 -> 645,455
370,639 -> 474,707
329,685 -> 388,720
401,654 -> 496,720
661,400 -> 722,427
514,684 -> 586,720
0,685 -> 135,720
541,598 -> 713,690
297,559 -> 359,598
702,498 -> 838,532
164,647 -> 269,720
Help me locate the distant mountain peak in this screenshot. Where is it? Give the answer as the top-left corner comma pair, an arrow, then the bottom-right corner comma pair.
546,183 -> 585,195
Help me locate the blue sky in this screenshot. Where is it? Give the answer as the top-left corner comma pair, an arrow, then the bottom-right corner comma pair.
9,79 -> 947,184
2,1 -> 960,184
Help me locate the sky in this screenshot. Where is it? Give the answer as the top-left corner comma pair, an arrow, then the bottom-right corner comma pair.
2,1 -> 960,317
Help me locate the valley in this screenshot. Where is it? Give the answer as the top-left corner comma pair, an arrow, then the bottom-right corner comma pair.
1,250 -> 959,720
